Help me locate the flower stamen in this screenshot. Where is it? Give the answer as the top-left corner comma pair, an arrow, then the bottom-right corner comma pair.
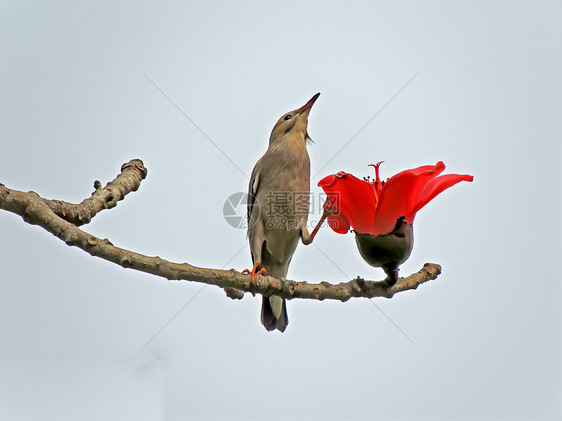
368,162 -> 385,205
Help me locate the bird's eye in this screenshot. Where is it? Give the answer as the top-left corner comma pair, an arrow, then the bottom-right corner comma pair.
284,114 -> 292,120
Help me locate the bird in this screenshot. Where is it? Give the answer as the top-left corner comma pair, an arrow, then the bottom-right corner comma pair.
247,93 -> 321,332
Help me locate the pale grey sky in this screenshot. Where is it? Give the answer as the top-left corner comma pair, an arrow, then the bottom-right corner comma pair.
1,1 -> 560,420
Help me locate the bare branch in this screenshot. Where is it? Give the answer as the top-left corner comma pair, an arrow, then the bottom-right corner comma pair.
0,159 -> 442,301
44,159 -> 147,226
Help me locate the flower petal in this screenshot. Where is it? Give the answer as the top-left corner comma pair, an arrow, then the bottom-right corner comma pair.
326,213 -> 350,234
373,162 -> 445,235
407,173 -> 474,221
318,173 -> 376,234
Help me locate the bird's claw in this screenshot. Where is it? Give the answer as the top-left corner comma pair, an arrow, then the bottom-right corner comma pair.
254,268 -> 267,282
242,262 -> 267,287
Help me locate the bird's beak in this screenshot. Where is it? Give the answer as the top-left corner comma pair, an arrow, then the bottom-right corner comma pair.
297,92 -> 320,115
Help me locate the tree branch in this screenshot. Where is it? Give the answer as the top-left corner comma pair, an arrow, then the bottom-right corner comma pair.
0,159 -> 442,301
44,159 -> 147,226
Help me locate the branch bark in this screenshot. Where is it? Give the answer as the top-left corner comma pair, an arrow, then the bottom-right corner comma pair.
0,159 -> 442,301
43,159 -> 148,226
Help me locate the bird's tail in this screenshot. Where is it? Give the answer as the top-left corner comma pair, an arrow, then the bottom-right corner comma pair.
261,295 -> 288,332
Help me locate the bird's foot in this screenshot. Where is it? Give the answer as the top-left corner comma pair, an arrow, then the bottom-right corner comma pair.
302,200 -> 337,246
242,262 -> 266,286
253,268 -> 267,285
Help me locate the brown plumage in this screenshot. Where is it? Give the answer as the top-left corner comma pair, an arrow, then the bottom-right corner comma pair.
247,93 -> 320,332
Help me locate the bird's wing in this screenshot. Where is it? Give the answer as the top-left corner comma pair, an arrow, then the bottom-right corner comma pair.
247,165 -> 260,227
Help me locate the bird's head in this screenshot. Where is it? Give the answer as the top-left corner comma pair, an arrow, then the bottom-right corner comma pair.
269,93 -> 320,146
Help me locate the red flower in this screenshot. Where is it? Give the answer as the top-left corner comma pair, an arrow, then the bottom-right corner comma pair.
318,161 -> 473,236
318,161 -> 473,285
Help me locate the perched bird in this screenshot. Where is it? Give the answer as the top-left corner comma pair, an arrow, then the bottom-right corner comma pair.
247,93 -> 320,332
